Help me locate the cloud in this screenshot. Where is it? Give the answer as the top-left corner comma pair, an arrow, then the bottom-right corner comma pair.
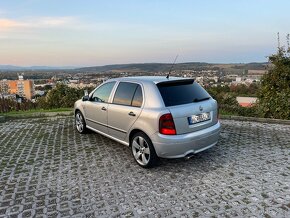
0,16 -> 78,31
37,17 -> 76,27
0,19 -> 27,29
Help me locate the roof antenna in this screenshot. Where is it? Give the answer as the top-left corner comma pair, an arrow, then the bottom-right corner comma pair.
166,55 -> 178,79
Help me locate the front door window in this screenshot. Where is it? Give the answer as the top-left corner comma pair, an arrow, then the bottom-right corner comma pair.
91,82 -> 116,102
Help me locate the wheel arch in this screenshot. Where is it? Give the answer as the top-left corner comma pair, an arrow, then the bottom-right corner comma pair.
74,108 -> 81,115
74,108 -> 85,117
129,129 -> 149,147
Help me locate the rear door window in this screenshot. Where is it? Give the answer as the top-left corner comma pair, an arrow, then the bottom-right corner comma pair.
157,80 -> 211,107
131,85 -> 143,107
113,82 -> 143,107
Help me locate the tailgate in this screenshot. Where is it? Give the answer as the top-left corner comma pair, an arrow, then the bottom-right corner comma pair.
168,99 -> 218,134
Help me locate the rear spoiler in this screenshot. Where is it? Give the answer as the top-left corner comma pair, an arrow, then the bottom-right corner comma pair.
157,79 -> 195,87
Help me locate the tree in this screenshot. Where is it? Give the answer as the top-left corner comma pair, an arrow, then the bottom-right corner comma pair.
257,35 -> 290,119
37,83 -> 94,109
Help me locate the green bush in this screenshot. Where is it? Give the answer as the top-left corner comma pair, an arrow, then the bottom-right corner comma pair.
36,83 -> 94,109
257,42 -> 290,119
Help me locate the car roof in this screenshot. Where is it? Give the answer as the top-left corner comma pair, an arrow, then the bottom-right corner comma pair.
107,76 -> 193,84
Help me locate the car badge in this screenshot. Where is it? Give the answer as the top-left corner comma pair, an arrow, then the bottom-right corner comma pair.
199,106 -> 203,111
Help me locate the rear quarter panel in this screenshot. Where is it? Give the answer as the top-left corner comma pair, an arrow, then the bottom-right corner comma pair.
125,108 -> 169,143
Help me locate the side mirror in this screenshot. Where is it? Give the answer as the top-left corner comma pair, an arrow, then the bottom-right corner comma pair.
82,95 -> 89,101
82,90 -> 89,101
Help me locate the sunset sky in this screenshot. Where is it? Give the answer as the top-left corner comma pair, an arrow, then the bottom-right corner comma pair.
0,0 -> 289,67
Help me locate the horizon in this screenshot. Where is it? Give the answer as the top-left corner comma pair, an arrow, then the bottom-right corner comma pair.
1,0 -> 289,66
0,61 -> 270,70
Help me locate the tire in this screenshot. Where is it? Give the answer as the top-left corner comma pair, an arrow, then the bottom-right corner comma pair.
131,132 -> 159,168
75,111 -> 87,134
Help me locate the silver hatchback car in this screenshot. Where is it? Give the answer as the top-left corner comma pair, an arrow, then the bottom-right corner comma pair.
74,76 -> 220,167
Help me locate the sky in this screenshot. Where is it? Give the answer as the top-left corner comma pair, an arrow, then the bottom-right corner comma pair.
0,0 -> 289,67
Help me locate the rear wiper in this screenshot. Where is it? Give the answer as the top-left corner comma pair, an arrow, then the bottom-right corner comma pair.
192,97 -> 210,102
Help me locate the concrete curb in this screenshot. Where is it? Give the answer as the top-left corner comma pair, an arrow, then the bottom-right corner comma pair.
1,112 -> 289,125
220,115 -> 290,125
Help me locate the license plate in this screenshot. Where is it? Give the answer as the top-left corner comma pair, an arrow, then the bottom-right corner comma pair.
188,112 -> 211,125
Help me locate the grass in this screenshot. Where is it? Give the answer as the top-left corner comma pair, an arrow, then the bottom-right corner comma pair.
219,109 -> 239,116
0,108 -> 73,120
1,108 -> 72,115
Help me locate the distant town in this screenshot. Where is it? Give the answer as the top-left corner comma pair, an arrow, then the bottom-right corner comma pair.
0,62 -> 268,107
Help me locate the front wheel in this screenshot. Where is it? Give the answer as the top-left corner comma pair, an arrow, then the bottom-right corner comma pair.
131,132 -> 158,168
75,111 -> 87,134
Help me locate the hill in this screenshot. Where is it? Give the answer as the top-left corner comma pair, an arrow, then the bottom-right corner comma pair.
76,62 -> 268,73
0,65 -> 74,71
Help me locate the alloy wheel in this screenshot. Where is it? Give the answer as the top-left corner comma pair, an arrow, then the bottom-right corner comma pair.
132,136 -> 151,166
75,112 -> 84,133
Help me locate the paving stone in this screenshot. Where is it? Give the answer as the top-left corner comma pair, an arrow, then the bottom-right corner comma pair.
0,117 -> 289,217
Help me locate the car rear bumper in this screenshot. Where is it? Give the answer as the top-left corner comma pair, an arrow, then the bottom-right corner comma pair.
151,121 -> 221,158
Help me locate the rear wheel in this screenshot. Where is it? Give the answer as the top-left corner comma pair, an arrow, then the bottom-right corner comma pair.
75,111 -> 87,134
131,132 -> 158,168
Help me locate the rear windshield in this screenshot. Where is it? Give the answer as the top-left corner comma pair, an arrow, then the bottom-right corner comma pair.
157,80 -> 211,107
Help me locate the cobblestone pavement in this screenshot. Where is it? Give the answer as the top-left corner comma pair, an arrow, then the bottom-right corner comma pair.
0,117 -> 289,217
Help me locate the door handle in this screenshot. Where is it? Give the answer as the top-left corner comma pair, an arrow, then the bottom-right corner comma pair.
128,112 -> 136,116
101,107 -> 107,111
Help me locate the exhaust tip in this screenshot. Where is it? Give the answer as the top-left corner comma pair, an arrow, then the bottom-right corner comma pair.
184,153 -> 195,160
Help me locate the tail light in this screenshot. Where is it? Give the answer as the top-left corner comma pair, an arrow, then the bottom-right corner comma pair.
159,113 -> 176,135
